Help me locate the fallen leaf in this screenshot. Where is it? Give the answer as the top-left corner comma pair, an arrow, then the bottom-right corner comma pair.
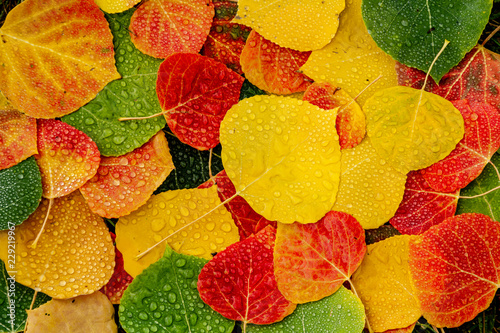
0,93 -> 13,110
364,86 -> 464,173
0,109 -> 37,170
25,292 -> 117,333
240,30 -> 312,95
119,246 -> 235,333
274,211 -> 365,303
80,131 -> 174,218
303,82 -> 366,149
35,119 -> 100,199
409,213 -> 500,328
0,0 -> 120,118
198,226 -> 296,326
93,0 -> 140,13
116,186 -> 239,277
220,95 -> 342,224
352,235 -> 422,332
0,191 -> 115,299
235,0 -> 346,51
0,156 -> 42,230
156,53 -> 244,150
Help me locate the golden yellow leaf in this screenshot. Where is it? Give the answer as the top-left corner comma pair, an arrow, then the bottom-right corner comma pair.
235,0 -> 345,51
93,0 -> 140,13
332,138 -> 406,229
116,187 -> 239,277
301,0 -> 397,106
220,95 -> 342,224
0,92 -> 13,110
351,235 -> 422,332
0,191 -> 115,298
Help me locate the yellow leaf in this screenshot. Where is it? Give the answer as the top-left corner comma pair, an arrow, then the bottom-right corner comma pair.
0,92 -> 13,110
93,0 -> 140,13
301,0 -> 397,106
116,187 -> 239,277
235,0 -> 345,51
364,86 -> 464,174
25,292 -> 117,333
351,235 -> 422,332
220,95 -> 342,224
0,192 -> 115,298
332,138 -> 406,229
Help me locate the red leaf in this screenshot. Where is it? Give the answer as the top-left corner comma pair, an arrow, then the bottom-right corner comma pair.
273,211 -> 366,303
156,53 -> 244,150
240,30 -> 312,95
420,100 -> 500,192
409,213 -> 500,328
35,119 -> 100,198
389,171 -> 459,235
129,0 -> 214,58
0,109 -> 37,170
197,226 -> 296,325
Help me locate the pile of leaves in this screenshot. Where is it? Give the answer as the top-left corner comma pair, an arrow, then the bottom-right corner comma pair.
1,0 -> 500,332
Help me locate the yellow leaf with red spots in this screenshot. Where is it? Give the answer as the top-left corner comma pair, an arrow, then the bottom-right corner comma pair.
0,109 -> 37,170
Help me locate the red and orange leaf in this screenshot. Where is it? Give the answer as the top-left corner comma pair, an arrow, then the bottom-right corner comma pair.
240,30 -> 312,95
390,171 -> 459,235
0,0 -> 120,118
80,131 -> 174,218
303,82 -> 366,149
129,0 -> 214,59
156,53 -> 244,150
409,213 -> 500,328
420,100 -> 500,193
273,211 -> 366,304
201,1 -> 251,74
35,119 -> 100,199
197,226 -> 296,325
213,170 -> 277,240
397,45 -> 500,109
100,233 -> 133,304
0,109 -> 37,170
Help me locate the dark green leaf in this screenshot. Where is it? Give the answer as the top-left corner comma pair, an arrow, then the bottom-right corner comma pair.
239,78 -> 266,101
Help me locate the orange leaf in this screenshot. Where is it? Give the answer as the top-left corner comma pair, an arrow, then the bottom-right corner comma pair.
0,0 -> 120,118
0,109 -> 37,170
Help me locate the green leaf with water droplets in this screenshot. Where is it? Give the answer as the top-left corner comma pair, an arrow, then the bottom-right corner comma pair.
118,246 -> 234,333
362,0 -> 492,81
0,261 -> 51,333
62,8 -> 165,157
246,286 -> 365,333
0,156 -> 42,230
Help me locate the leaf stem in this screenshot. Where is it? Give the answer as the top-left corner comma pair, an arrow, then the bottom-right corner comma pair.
31,198 -> 53,249
422,40 -> 450,91
347,278 -> 373,333
338,75 -> 382,115
459,185 -> 500,199
482,24 -> 500,47
119,111 -> 165,121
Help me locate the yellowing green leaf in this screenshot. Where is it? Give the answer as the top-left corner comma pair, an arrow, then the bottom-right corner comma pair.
332,138 -> 406,229
93,0 -> 140,13
116,187 -> 239,277
220,95 -> 342,224
301,0 -> 397,106
235,0 -> 345,51
351,235 -> 422,332
364,86 -> 464,174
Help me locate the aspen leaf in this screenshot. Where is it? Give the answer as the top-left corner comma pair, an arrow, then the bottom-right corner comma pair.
301,0 -> 398,106
80,131 -> 174,218
0,0 -> 120,118
0,93 -> 13,110
25,292 -> 117,333
220,95 -> 342,224
364,86 -> 464,174
0,191 -> 115,299
332,138 -> 406,229
274,211 -> 365,304
409,213 -> 500,328
0,109 -> 37,171
116,187 -> 239,277
235,0 -> 345,51
351,235 -> 422,332
198,226 -> 296,326
93,0 -> 140,13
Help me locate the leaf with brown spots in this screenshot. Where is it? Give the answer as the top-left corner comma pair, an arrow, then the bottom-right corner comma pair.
129,0 -> 214,59
0,191 -> 115,299
80,131 -> 174,218
0,109 -> 37,170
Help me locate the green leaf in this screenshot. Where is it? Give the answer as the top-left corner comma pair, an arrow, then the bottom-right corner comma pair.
239,78 -> 267,101
0,157 -> 42,230
246,286 -> 365,333
456,152 -> 500,219
361,0 -> 492,81
62,8 -> 166,157
154,129 -> 224,194
0,261 -> 51,333
119,246 -> 234,333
